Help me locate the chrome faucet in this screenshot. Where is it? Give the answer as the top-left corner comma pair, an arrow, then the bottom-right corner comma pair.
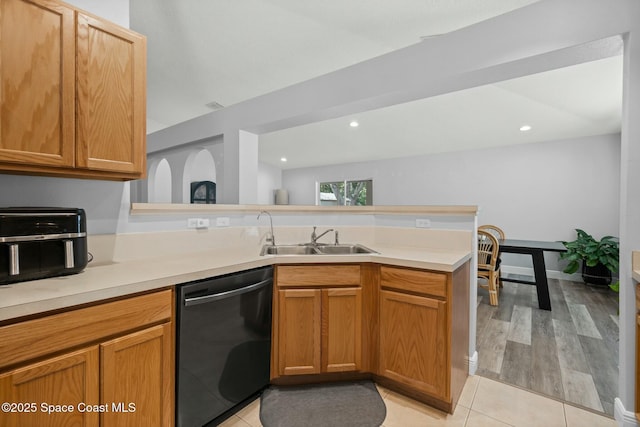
310,226 -> 334,245
257,211 -> 275,246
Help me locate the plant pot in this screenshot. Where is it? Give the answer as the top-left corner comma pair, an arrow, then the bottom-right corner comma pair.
581,262 -> 612,286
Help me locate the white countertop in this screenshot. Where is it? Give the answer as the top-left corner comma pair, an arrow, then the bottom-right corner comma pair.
0,244 -> 471,322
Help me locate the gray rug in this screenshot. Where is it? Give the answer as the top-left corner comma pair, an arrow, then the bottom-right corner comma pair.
260,380 -> 386,427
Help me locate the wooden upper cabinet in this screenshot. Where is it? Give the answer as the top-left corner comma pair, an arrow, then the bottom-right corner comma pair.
0,0 -> 146,180
76,13 -> 146,175
0,0 -> 75,168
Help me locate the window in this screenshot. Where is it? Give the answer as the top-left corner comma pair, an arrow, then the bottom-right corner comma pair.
318,180 -> 372,206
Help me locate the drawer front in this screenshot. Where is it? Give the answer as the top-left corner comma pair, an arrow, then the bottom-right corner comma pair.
0,289 -> 173,369
380,266 -> 447,298
277,265 -> 361,287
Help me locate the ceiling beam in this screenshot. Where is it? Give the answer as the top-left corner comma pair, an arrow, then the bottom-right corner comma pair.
147,0 -> 633,154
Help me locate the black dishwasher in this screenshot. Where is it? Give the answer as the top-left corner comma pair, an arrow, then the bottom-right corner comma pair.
176,266 -> 273,427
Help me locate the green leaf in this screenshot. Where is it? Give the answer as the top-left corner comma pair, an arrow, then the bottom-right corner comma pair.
563,260 -> 579,274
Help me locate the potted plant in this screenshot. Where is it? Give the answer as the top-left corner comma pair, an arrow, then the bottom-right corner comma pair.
560,229 -> 619,287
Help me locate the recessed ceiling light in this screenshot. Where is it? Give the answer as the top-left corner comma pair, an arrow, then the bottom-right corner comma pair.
349,121 -> 359,128
280,157 -> 287,162
520,125 -> 532,132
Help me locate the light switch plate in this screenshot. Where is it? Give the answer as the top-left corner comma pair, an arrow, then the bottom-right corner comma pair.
216,217 -> 230,227
196,218 -> 210,228
415,218 -> 431,228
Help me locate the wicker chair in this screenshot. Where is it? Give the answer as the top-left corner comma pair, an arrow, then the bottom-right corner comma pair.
478,224 -> 505,287
477,230 -> 500,306
478,224 -> 505,241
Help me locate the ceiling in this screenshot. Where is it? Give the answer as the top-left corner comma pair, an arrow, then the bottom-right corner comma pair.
130,0 -> 623,170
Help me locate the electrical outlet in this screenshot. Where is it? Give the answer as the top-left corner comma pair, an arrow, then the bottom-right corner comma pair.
196,218 -> 210,228
415,218 -> 431,228
187,218 -> 198,229
216,217 -> 230,227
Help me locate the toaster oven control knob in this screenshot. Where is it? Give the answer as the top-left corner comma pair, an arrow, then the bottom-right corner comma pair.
9,244 -> 19,276
64,240 -> 75,269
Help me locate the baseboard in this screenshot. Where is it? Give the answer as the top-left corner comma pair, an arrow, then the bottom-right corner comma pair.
614,398 -> 638,427
500,265 -> 582,282
468,351 -> 478,376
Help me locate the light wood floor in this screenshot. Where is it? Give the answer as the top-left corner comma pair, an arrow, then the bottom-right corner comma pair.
476,276 -> 619,416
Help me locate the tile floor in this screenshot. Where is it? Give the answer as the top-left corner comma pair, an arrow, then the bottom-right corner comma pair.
219,376 -> 617,427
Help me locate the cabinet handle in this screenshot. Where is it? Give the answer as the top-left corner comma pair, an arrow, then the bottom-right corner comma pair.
184,278 -> 272,306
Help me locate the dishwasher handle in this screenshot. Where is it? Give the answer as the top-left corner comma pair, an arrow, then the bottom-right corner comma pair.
183,277 -> 272,307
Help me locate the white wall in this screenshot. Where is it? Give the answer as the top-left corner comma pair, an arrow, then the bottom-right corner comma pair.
283,133 -> 620,241
283,133 -> 621,274
149,158 -> 172,203
258,162 -> 283,205
139,136 -> 224,204
69,0 -> 129,26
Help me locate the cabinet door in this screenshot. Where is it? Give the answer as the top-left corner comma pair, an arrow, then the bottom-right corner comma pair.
100,323 -> 173,427
278,289 -> 322,376
322,287 -> 362,373
0,346 -> 99,427
0,0 -> 75,167
379,289 -> 449,399
76,12 -> 146,176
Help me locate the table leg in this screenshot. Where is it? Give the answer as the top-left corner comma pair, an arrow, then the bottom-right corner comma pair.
531,250 -> 552,311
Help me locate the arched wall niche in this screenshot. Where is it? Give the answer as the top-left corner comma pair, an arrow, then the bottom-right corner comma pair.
148,158 -> 172,203
182,148 -> 217,203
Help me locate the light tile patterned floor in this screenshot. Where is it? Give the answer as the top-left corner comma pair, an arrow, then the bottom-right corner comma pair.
219,376 -> 616,427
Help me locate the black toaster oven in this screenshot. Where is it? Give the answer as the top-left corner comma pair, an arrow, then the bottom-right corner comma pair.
0,207 -> 88,284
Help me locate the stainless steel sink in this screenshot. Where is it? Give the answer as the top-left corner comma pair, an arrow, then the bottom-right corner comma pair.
260,243 -> 377,256
314,244 -> 378,255
260,245 -> 319,255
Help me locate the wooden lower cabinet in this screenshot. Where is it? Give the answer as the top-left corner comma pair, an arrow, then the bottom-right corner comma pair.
274,264 -> 364,378
101,324 -> 173,427
378,263 -> 470,412
273,262 -> 470,414
277,287 -> 362,376
379,289 -> 448,399
323,288 -> 362,373
0,347 -> 100,427
278,288 -> 322,376
0,290 -> 174,427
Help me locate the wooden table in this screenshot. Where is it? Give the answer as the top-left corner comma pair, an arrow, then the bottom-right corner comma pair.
499,239 -> 566,311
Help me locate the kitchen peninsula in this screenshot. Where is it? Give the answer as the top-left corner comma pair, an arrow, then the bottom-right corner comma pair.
0,204 -> 475,426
